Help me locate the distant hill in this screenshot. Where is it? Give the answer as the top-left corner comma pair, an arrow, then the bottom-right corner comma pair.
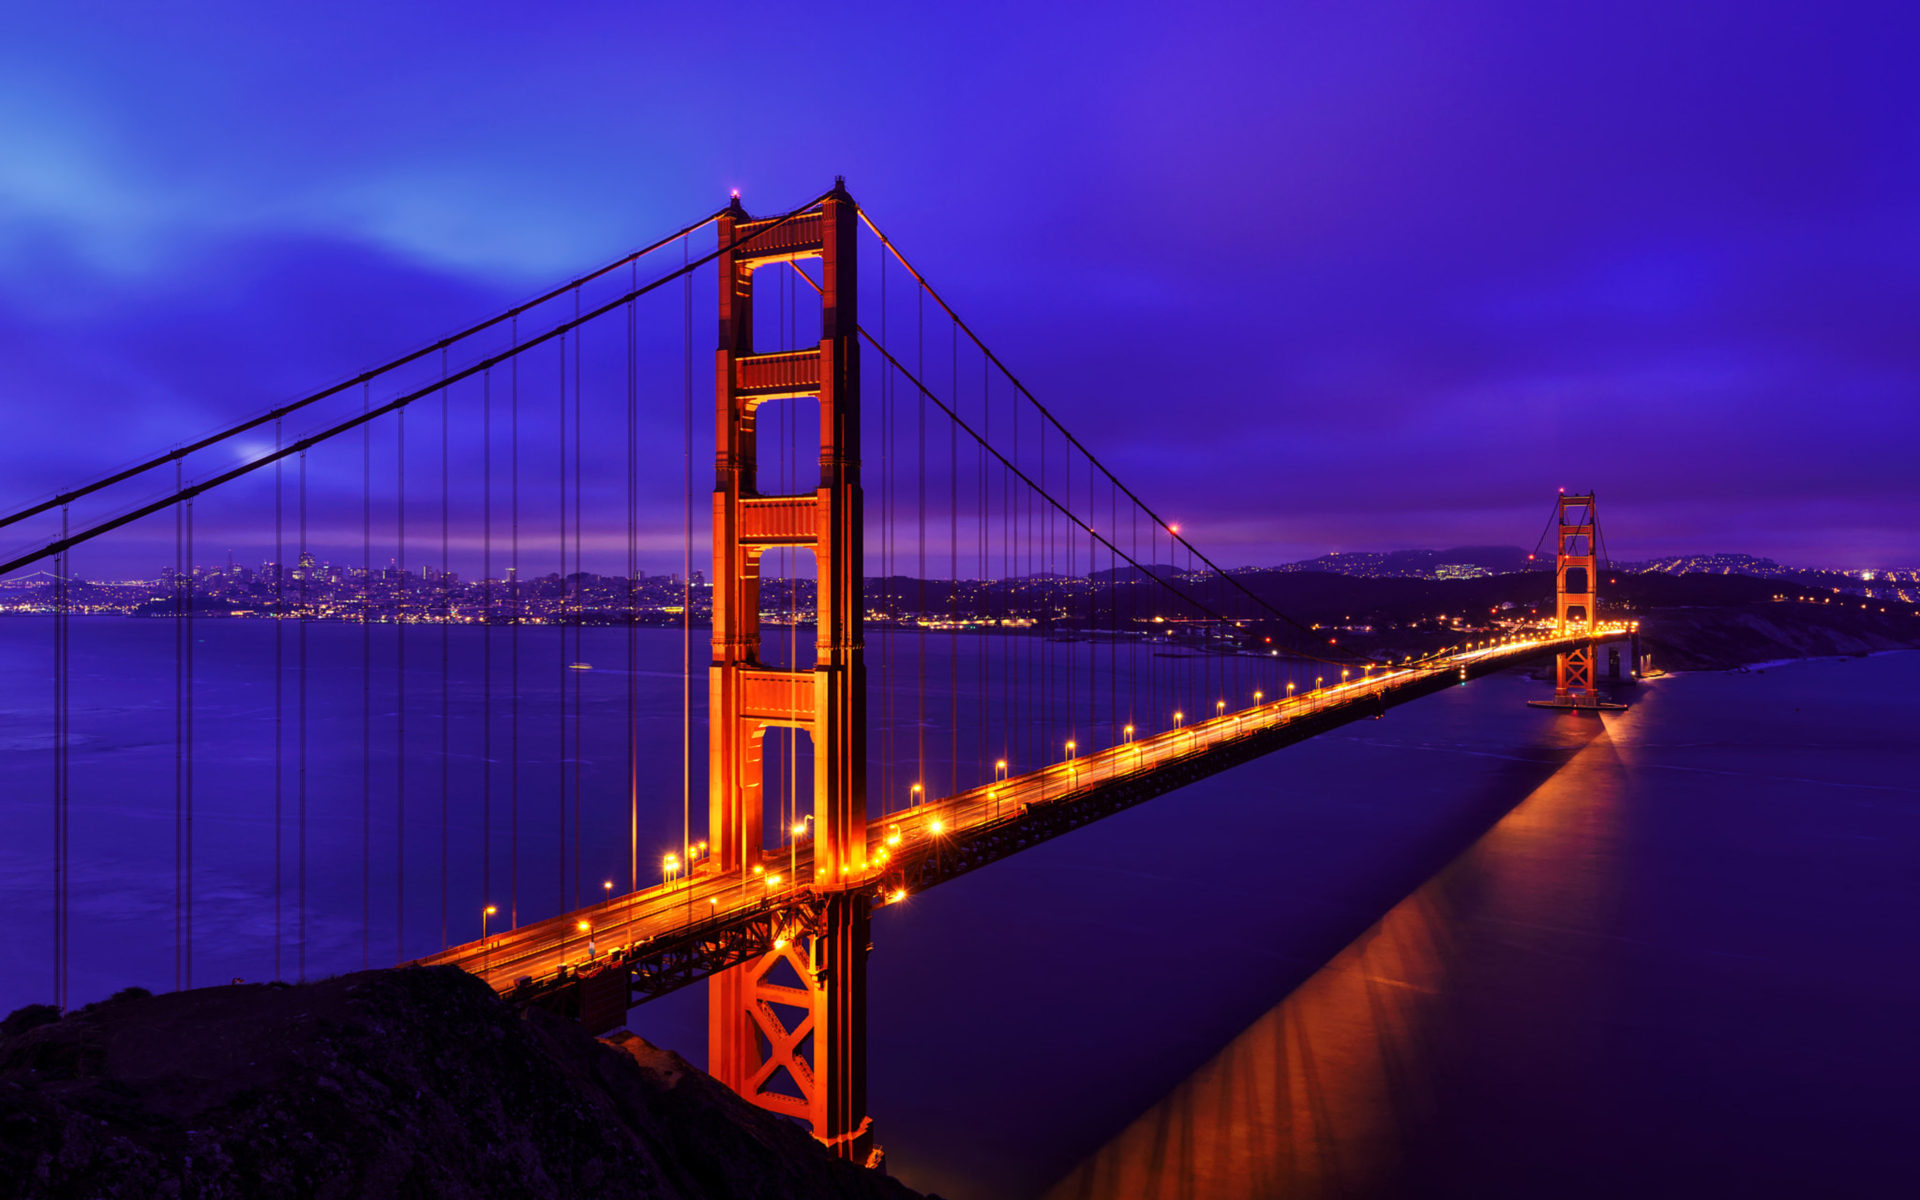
1270,546 -> 1536,579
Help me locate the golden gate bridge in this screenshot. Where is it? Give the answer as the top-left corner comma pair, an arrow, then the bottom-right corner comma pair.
0,179 -> 1632,1164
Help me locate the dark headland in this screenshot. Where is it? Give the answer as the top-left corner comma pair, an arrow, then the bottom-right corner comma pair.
0,967 -> 931,1200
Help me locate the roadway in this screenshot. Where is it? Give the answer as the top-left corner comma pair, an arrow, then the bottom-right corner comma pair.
411,625 -> 1632,997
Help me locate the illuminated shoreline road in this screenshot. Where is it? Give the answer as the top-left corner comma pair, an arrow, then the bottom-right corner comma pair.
411,626 -> 1633,1008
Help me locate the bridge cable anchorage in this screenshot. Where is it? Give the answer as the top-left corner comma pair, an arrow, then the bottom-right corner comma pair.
0,191 -> 834,580
0,210 -> 731,536
851,207 -> 1378,668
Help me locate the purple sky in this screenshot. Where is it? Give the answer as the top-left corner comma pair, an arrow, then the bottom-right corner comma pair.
2,1 -> 1915,573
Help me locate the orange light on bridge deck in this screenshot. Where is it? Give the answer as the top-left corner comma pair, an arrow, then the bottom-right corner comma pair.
1064,739 -> 1076,761
774,937 -> 788,950
1122,724 -> 1134,743
910,782 -> 923,805
767,873 -> 782,887
886,823 -> 901,847
577,921 -> 590,933
1216,700 -> 1226,715
752,863 -> 764,875
889,889 -> 906,904
930,818 -> 945,835
994,759 -> 1009,781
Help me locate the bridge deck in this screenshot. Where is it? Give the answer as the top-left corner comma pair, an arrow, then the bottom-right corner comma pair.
410,628 -> 1631,1015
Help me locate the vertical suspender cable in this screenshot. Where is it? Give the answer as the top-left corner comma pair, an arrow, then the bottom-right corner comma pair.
682,235 -> 692,867
880,249 -> 891,815
53,510 -> 68,1009
440,349 -> 450,950
558,327 -> 568,912
627,265 -> 639,894
274,421 -> 284,979
397,401 -> 407,963
174,462 -> 183,991
361,382 -> 371,969
572,290 -> 584,907
916,287 -> 925,795
298,451 -> 308,979
949,322 -> 958,796
482,369 -> 493,918
184,490 -> 194,989
511,321 -> 521,928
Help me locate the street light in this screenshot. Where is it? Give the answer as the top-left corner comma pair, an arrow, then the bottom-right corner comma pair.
1064,740 -> 1076,760
910,782 -> 923,807
578,920 -> 593,961
791,813 -> 813,890
994,759 -> 1009,782
482,905 -> 497,974
1174,710 -> 1184,728
602,879 -> 613,908
1122,724 -> 1134,744
662,852 -> 679,887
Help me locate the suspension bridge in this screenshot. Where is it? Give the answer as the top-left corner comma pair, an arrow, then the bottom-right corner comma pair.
1,179 -> 1633,1165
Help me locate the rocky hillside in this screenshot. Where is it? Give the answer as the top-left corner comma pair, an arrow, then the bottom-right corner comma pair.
0,968 -> 930,1200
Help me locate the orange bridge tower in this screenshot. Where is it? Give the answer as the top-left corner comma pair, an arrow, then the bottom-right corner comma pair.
707,181 -> 872,1161
1553,492 -> 1599,705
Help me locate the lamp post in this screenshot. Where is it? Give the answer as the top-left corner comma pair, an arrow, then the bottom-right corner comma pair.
1065,740 -> 1077,787
994,759 -> 1008,782
1122,723 -> 1134,744
790,813 -> 813,897
482,905 -> 496,976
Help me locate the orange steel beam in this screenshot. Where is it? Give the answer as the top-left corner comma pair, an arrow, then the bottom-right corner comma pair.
707,180 -> 871,1161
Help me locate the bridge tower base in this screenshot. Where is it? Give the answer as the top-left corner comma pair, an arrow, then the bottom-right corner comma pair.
705,183 -> 873,1162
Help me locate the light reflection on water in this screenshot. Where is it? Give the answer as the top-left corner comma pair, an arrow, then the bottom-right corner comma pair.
1046,709 -> 1631,1199
1038,657 -> 1920,1199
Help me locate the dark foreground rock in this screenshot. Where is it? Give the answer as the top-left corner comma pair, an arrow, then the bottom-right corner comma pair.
0,967 -> 930,1200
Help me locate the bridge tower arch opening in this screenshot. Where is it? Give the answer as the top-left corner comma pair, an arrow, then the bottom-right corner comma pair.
708,181 -> 872,1161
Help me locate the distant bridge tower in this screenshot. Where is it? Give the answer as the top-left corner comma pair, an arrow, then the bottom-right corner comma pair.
1553,492 -> 1599,704
707,182 -> 872,1161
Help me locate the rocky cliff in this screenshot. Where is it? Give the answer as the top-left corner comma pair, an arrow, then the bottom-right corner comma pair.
0,967 -> 929,1200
